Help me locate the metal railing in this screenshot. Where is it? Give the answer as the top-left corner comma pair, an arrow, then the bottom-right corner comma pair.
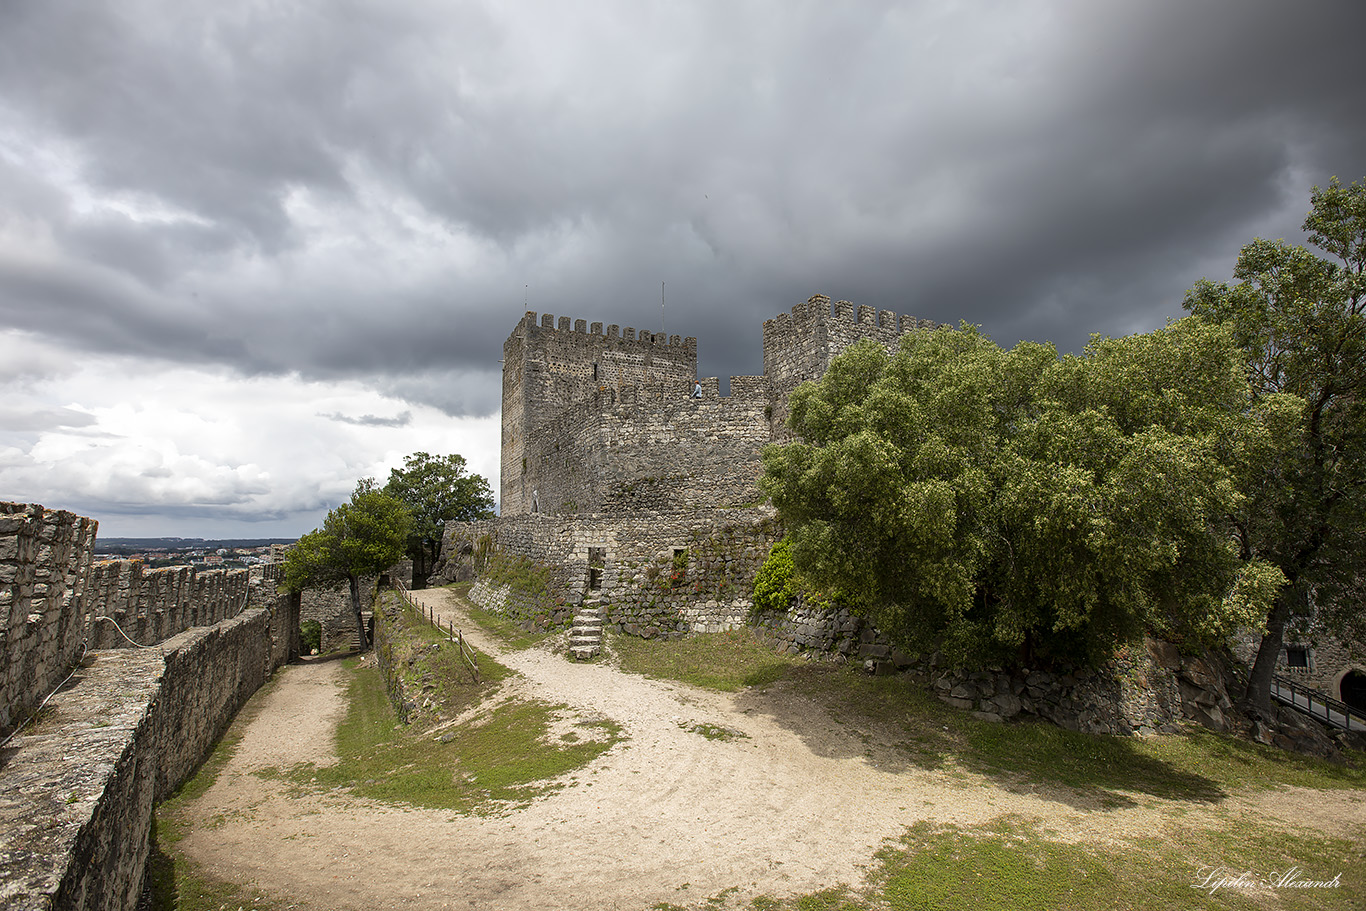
1270,674 -> 1365,732
391,579 -> 480,684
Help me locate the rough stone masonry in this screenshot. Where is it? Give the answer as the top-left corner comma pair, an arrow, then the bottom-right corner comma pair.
0,502 -> 299,910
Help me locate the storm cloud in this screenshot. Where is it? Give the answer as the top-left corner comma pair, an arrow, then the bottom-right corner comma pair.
2,0 -> 1363,535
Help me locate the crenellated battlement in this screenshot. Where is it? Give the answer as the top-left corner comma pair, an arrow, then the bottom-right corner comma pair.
503,293 -> 937,516
762,293 -> 935,340
517,310 -> 698,352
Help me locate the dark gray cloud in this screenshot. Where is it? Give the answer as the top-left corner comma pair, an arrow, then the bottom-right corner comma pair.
2,0 -> 1364,421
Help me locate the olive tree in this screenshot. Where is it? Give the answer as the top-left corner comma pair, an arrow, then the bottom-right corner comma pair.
760,319 -> 1271,668
1183,176 -> 1366,714
284,479 -> 413,651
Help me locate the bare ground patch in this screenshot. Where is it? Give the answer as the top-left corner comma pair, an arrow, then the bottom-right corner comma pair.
171,588 -> 1366,910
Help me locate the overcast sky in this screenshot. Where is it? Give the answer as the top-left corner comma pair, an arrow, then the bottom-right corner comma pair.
2,1 -> 1364,539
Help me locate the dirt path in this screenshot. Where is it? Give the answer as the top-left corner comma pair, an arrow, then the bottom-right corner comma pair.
177,590 -> 1366,910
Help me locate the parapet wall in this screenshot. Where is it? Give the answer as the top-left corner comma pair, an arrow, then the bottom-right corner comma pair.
0,600 -> 295,910
1,504 -> 100,731
0,501 -> 298,909
84,561 -> 252,649
2,502 -> 273,731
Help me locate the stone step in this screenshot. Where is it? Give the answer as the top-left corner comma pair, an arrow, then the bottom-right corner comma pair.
572,618 -> 604,630
570,645 -> 600,661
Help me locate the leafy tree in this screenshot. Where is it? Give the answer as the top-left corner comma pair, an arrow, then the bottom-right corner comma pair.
284,479 -> 414,651
1183,176 -> 1366,715
760,319 -> 1268,668
383,451 -> 495,583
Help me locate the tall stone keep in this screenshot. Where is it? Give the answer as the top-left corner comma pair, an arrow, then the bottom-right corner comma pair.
501,311 -> 698,515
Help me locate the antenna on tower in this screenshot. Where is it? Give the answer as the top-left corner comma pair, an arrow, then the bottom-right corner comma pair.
661,280 -> 666,335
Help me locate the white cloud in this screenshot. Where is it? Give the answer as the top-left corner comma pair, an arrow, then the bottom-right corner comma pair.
0,331 -> 499,537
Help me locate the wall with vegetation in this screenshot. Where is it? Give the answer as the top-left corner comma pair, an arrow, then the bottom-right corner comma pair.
445,510 -> 779,636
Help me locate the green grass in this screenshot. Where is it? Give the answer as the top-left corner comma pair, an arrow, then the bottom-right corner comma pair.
376,592 -> 512,725
462,601 -> 554,651
771,662 -> 1366,804
724,816 -> 1364,911
611,628 -> 798,691
281,657 -> 622,813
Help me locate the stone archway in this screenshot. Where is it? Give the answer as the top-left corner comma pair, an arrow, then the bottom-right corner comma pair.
1341,669 -> 1366,714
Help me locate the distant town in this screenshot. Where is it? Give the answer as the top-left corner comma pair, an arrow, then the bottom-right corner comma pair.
93,537 -> 297,570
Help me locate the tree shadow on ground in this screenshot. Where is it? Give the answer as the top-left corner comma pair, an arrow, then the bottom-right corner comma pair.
733,663 -> 1227,811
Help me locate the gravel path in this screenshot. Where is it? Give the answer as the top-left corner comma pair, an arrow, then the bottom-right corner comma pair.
176,588 -> 1366,910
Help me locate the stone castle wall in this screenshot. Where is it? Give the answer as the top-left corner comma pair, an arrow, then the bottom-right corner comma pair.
441,508 -> 777,635
0,502 -> 298,910
1231,627 -> 1366,707
762,294 -> 937,436
2,504 -> 101,731
299,575 -> 379,653
503,311 -> 700,515
83,561 -> 252,649
523,376 -> 772,516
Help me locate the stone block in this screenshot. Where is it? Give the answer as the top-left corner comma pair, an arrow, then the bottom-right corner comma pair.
991,693 -> 1023,718
939,695 -> 973,710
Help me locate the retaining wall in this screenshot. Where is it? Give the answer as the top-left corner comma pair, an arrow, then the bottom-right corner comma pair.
443,509 -> 779,636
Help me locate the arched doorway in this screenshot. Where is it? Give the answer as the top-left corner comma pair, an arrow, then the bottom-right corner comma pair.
1341,669 -> 1366,714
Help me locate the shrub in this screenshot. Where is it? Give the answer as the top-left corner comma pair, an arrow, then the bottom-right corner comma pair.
300,620 -> 322,654
752,538 -> 797,613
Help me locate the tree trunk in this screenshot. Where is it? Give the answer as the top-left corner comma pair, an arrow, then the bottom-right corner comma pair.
1243,589 -> 1295,717
348,573 -> 368,652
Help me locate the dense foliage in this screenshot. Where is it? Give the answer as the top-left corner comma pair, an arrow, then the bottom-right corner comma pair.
384,451 -> 495,581
284,479 -> 414,650
1183,176 -> 1366,712
760,319 -> 1276,668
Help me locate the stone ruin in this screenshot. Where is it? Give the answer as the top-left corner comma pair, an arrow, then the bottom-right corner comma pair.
442,296 -> 1366,753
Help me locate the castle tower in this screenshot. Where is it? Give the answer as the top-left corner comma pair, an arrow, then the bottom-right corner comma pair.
501,312 -> 698,514
762,294 -> 936,434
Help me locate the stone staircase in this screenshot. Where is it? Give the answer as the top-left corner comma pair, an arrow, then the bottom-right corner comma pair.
568,601 -> 604,661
